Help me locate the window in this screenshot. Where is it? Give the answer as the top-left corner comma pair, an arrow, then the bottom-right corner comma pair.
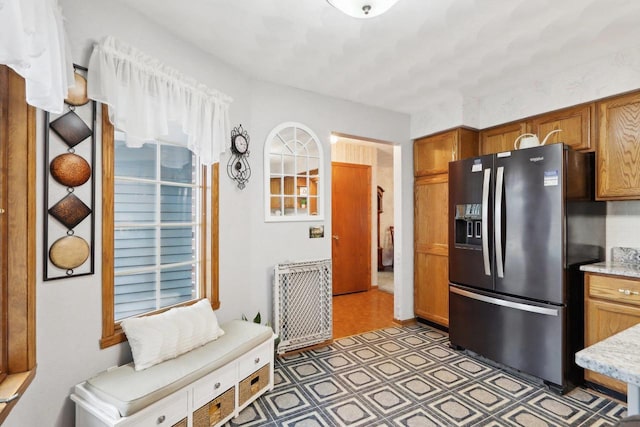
101,107 -> 219,347
0,66 -> 36,423
264,122 -> 324,221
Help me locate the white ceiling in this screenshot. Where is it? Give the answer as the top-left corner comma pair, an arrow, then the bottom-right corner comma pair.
125,0 -> 640,115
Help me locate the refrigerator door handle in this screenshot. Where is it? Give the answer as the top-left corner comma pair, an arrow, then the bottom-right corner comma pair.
482,168 -> 491,276
495,166 -> 505,278
450,286 -> 559,316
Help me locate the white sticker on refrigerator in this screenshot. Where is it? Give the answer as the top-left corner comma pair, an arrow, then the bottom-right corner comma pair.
544,170 -> 559,186
471,164 -> 482,172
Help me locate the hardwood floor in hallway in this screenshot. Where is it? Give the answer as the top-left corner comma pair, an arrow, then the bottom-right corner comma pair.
332,288 -> 396,339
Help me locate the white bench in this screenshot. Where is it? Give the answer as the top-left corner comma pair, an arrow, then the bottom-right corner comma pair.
71,320 -> 275,427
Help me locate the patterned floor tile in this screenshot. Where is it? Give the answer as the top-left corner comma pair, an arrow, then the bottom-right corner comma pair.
395,374 -> 443,401
497,404 -> 562,427
391,407 -> 447,427
230,323 -> 624,426
279,410 -> 334,427
225,398 -> 272,426
369,359 -> 410,379
263,386 -> 314,418
325,397 -> 379,426
423,365 -> 470,389
420,344 -> 459,362
428,394 -> 484,426
303,376 -> 349,403
482,372 -> 536,399
363,385 -> 412,415
338,367 -> 383,391
525,389 -> 591,425
285,360 -> 327,382
457,382 -> 511,412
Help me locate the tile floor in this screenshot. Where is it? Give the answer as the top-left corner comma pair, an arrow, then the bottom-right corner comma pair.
225,323 -> 627,427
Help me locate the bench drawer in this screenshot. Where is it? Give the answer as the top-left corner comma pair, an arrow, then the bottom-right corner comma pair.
238,340 -> 271,379
127,391 -> 188,427
192,364 -> 236,410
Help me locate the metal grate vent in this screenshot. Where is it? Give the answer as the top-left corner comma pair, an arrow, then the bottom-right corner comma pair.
273,259 -> 332,354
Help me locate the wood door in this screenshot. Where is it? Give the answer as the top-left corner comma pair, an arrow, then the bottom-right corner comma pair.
596,92 -> 640,200
332,162 -> 371,295
414,174 -> 449,326
479,122 -> 527,155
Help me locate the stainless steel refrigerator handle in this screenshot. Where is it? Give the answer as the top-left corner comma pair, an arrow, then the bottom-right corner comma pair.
450,286 -> 559,316
482,168 -> 491,276
495,166 -> 505,278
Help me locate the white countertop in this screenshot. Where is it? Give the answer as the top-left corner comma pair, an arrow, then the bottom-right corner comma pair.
575,323 -> 640,387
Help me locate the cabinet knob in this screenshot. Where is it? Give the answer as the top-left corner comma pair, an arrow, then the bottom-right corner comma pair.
618,288 -> 639,296
214,382 -> 221,389
332,235 -> 339,240
255,357 -> 260,364
157,415 -> 166,424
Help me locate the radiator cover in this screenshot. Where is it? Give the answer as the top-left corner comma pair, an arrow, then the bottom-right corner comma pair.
273,259 -> 332,354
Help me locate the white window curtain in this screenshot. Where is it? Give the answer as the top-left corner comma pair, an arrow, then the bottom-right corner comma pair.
87,36 -> 232,165
0,0 -> 74,113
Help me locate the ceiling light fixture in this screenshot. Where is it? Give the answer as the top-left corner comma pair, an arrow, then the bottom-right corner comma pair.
326,0 -> 400,19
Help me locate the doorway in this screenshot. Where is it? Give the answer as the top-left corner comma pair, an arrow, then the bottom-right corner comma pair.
331,136 -> 395,338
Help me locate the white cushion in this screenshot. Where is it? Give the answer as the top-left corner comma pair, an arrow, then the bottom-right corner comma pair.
121,299 -> 224,371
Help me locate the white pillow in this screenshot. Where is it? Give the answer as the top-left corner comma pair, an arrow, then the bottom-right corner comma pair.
121,299 -> 224,371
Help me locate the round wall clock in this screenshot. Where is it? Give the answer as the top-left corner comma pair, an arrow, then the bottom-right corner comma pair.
227,124 -> 251,189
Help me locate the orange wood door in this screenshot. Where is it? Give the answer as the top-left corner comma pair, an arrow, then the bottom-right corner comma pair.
332,162 -> 371,295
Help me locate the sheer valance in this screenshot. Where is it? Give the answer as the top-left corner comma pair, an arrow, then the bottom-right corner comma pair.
0,0 -> 74,113
87,36 -> 232,165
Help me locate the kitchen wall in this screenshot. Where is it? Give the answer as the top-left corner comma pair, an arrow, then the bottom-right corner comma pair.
606,201 -> 640,259
5,1 -> 411,426
410,42 -> 640,263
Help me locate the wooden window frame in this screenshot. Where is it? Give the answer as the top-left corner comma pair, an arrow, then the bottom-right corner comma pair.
0,66 -> 37,423
100,106 -> 219,348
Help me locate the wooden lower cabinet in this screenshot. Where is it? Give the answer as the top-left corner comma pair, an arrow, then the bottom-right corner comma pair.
584,273 -> 640,394
414,174 -> 449,326
414,252 -> 449,326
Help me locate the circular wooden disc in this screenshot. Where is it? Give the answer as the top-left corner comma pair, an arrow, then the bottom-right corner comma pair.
65,73 -> 89,106
49,236 -> 90,269
50,153 -> 91,187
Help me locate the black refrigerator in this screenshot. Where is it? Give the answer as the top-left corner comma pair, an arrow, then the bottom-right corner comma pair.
448,143 -> 605,393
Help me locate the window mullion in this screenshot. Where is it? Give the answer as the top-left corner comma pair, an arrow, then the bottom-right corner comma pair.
155,145 -> 162,312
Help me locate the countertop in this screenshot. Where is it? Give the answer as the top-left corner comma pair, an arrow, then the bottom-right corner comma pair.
575,323 -> 640,387
580,247 -> 640,279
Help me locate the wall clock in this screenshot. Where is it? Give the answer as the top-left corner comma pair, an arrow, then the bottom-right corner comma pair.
227,124 -> 251,189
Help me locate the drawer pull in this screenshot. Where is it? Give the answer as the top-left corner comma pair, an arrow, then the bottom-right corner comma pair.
618,288 -> 639,296
214,381 -> 221,389
157,415 -> 166,424
254,357 -> 260,364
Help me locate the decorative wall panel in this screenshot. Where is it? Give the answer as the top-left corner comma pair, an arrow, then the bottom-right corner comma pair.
43,68 -> 95,280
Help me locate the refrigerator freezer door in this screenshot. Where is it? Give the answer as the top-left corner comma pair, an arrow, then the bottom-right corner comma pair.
449,155 -> 494,291
494,144 -> 565,304
449,284 -> 566,388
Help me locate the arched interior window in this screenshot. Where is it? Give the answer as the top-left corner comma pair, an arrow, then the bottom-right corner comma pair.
264,122 -> 324,222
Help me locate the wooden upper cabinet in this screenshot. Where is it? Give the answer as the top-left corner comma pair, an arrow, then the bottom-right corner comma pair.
478,122 -> 527,155
596,92 -> 640,200
414,128 -> 478,177
529,104 -> 594,152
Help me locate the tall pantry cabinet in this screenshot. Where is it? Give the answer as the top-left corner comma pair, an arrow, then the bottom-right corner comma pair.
414,128 -> 478,327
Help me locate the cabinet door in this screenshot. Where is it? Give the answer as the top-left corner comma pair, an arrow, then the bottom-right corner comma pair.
585,298 -> 640,394
530,104 -> 594,151
597,92 -> 640,200
414,131 -> 457,176
414,174 -> 449,326
479,122 -> 527,155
